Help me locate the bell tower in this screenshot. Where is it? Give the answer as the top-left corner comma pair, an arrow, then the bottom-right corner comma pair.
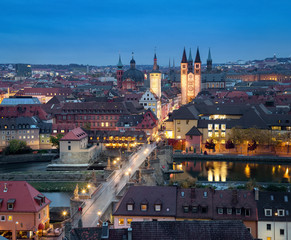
194,47 -> 201,98
116,54 -> 123,89
150,52 -> 161,99
180,48 -> 188,105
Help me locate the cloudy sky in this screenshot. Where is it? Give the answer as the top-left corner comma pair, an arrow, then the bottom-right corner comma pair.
0,0 -> 290,65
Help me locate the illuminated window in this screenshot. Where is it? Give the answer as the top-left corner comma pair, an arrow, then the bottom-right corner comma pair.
152,108 -> 155,112
272,126 -> 281,130
208,132 -> 213,137
208,124 -> 212,130
8,216 -> 12,221
215,132 -> 219,137
149,103 -> 151,106
53,130 -> 57,133
267,237 -> 271,240
61,130 -> 65,133
127,218 -> 132,225
221,132 -> 225,138
101,122 -> 104,127
118,218 -> 124,225
221,124 -> 226,131
105,122 -> 109,127
215,124 -> 219,130
155,204 -> 161,212
141,204 -> 147,211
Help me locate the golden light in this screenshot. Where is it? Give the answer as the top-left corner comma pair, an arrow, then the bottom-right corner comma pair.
283,168 -> 289,179
128,168 -> 132,172
244,164 -> 251,178
125,171 -> 129,176
62,210 -> 68,216
87,184 -> 91,189
97,211 -> 102,216
113,160 -> 117,165
116,157 -> 120,161
82,189 -> 86,194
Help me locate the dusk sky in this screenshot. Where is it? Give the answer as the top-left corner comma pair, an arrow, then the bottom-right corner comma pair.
1,0 -> 291,66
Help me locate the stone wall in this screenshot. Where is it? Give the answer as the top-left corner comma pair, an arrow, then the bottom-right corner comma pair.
0,153 -> 57,165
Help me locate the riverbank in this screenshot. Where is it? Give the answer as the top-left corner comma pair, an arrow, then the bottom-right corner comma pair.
173,153 -> 291,163
29,181 -> 89,192
0,153 -> 57,164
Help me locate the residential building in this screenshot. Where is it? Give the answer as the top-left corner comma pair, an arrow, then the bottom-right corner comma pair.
139,90 -> 161,120
0,181 -> 51,240
257,191 -> 291,240
113,186 -> 177,229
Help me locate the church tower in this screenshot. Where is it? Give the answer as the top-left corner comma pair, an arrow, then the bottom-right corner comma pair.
180,48 -> 188,105
194,47 -> 201,98
150,52 -> 162,99
207,48 -> 212,72
116,54 -> 124,89
188,48 -> 193,73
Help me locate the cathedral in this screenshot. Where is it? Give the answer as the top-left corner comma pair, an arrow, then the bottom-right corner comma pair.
180,47 -> 201,105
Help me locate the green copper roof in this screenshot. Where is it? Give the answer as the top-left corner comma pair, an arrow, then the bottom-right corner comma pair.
117,54 -> 123,68
207,48 -> 212,61
188,48 -> 193,62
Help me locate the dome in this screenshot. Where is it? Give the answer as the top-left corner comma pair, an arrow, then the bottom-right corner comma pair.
130,58 -> 136,64
122,68 -> 144,82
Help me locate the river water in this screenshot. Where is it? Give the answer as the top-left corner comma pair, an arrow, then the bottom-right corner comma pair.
172,161 -> 291,183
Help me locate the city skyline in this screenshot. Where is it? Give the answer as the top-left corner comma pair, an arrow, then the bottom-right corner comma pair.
1,0 -> 291,65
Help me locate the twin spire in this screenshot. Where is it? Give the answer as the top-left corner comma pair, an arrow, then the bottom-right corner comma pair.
181,47 -> 203,64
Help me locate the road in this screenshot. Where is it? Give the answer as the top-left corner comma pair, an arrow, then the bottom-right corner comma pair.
74,143 -> 156,227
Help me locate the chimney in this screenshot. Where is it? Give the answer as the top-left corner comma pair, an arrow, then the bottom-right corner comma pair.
254,187 -> 259,201
101,222 -> 109,239
4,183 -> 8,192
128,227 -> 132,240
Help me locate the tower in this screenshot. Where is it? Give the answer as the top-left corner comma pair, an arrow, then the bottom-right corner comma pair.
180,48 -> 188,105
116,54 -> 124,89
207,48 -> 212,72
188,48 -> 193,73
150,52 -> 161,99
194,47 -> 201,98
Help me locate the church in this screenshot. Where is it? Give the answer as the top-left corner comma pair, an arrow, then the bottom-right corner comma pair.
180,48 -> 201,105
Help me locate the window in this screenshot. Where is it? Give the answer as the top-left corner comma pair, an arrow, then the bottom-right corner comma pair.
270,195 -> 274,201
201,206 -> 207,213
284,196 -> 288,202
177,127 -> 180,132
236,208 -> 241,215
208,124 -> 212,130
278,209 -> 285,216
68,146 -> 71,151
218,208 -> 223,214
265,209 -> 272,216
127,218 -> 132,225
221,132 -> 226,138
101,122 -> 104,127
267,224 -> 271,230
245,208 -> 250,216
221,124 -> 226,131
208,131 -> 213,137
203,192 -> 208,198
177,120 -> 181,124
7,215 -> 13,221
227,208 -> 232,215
0,216 -> 5,221
118,218 -> 124,225
214,124 -> 219,130
183,206 -> 189,213
53,130 -> 57,133
7,204 -> 14,210
127,204 -> 133,211
192,206 -> 198,213
141,204 -> 147,211
247,228 -> 251,233
155,204 -> 161,212
280,229 -> 284,235
267,237 -> 271,240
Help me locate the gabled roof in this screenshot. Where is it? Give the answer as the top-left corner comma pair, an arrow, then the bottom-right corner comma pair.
113,186 -> 177,217
186,126 -> 202,136
60,127 -> 87,141
0,181 -> 50,213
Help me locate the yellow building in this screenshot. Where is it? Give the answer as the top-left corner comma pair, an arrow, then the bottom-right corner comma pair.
150,53 -> 161,99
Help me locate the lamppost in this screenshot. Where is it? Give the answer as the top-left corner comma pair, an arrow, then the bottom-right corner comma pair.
97,211 -> 102,226
14,221 -> 19,240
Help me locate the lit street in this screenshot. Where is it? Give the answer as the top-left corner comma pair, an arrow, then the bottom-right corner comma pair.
74,143 -> 156,227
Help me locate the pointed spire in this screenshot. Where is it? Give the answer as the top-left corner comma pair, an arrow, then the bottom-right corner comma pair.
117,54 -> 123,69
181,47 -> 187,63
153,51 -> 158,71
194,47 -> 201,63
207,48 -> 212,61
188,48 -> 193,62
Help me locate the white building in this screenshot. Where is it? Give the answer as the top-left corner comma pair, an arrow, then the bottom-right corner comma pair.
139,90 -> 161,120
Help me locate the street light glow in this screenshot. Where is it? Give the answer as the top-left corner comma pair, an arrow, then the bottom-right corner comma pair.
82,189 -> 86,194
63,210 -> 68,216
97,211 -> 102,216
87,184 -> 91,189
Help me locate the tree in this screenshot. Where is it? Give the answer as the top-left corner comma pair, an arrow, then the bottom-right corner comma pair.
280,132 -> 291,154
225,140 -> 235,149
205,139 -> 215,150
3,139 -> 32,155
247,140 -> 257,151
50,134 -> 64,149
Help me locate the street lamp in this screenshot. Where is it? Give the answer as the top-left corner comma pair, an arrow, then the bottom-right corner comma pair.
62,210 -> 68,220
97,211 -> 102,226
87,184 -> 91,189
15,221 -> 19,240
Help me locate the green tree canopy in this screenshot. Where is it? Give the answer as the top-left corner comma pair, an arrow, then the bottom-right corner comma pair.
3,139 -> 32,155
50,134 -> 64,149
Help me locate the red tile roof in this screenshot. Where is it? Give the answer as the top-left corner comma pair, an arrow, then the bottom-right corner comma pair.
60,127 -> 87,141
0,181 -> 50,213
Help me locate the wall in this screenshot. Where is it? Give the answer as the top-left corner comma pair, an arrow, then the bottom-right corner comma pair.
258,221 -> 291,240
174,119 -> 197,139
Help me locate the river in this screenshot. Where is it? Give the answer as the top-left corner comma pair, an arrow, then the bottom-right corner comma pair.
172,161 -> 291,183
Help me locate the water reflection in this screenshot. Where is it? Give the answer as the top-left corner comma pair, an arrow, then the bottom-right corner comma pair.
172,161 -> 291,183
